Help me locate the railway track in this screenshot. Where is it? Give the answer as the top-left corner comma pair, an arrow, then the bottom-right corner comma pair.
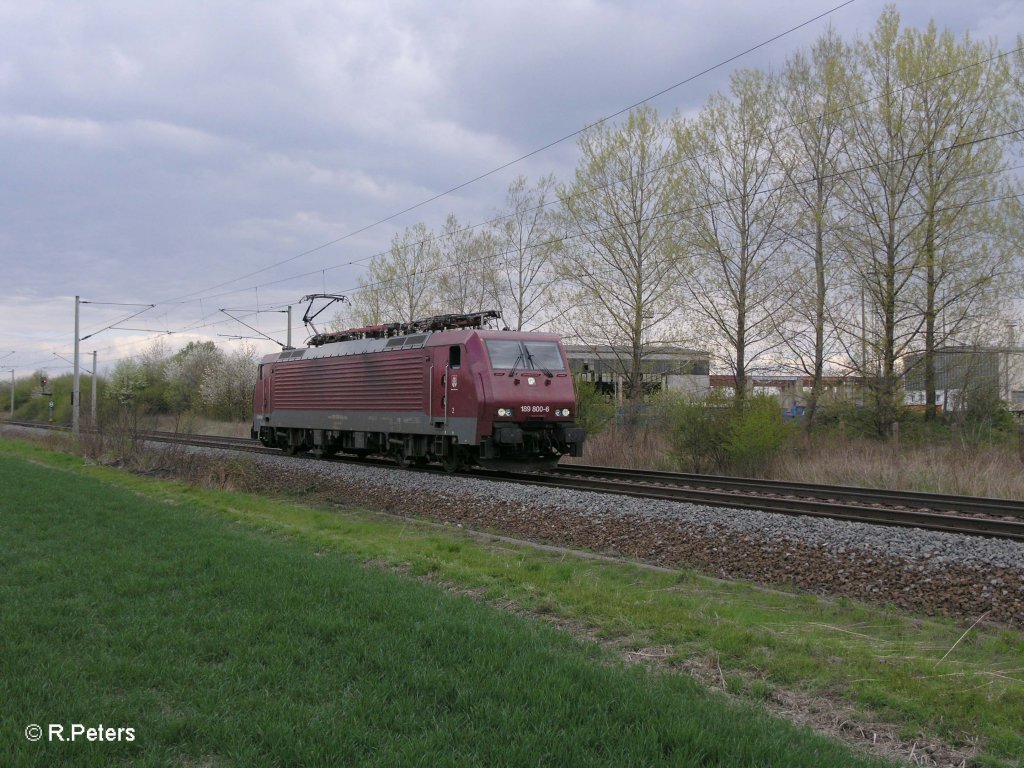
5,419 -> 1024,541
533,465 -> 1024,542
144,430 -> 273,454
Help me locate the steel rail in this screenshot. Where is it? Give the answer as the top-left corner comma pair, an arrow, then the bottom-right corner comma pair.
488,469 -> 1024,541
551,464 -> 1024,519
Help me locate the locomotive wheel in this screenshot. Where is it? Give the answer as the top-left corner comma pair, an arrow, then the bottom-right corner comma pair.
395,450 -> 412,469
441,452 -> 463,473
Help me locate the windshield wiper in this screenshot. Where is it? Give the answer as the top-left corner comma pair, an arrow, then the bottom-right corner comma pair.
509,348 -> 526,377
530,354 -> 553,378
524,347 -> 553,378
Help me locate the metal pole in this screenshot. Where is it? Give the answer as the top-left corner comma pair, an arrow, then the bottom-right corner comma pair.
73,295 -> 80,436
1008,324 -> 1018,405
9,370 -> 13,417
287,305 -> 292,349
860,287 -> 867,374
91,350 -> 97,423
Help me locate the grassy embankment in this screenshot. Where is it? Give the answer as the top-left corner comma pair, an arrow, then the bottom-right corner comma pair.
2,435 -> 1023,766
0,440 -> 894,767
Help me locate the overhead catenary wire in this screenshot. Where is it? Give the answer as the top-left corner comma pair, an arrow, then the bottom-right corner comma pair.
11,122 -> 1021,374
12,43 -> 1019,344
100,159 -> 1024,368
155,0 -> 862,308
150,42 -> 1024,313
79,304 -> 156,342
196,126 -> 1024,303
11,5 -> 873,364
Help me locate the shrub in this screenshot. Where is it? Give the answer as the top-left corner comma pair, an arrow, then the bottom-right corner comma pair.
724,395 -> 791,476
952,381 -> 1017,446
657,389 -> 732,473
811,400 -> 881,440
574,379 -> 615,436
13,372 -> 86,425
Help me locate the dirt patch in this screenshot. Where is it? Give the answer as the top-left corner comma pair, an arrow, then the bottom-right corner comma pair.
670,655 -> 977,768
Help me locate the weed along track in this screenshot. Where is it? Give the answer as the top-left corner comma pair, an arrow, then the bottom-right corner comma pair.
309,463 -> 1024,625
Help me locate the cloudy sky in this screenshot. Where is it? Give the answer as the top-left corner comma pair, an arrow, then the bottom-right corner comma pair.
1,0 -> 1021,377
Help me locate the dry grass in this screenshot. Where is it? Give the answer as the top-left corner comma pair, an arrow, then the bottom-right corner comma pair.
571,426 -> 1024,499
141,413 -> 251,438
771,435 -> 1024,499
564,426 -> 678,471
57,417 -> 256,491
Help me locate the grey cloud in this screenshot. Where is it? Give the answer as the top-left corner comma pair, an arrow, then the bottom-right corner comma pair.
1,0 -> 1018,367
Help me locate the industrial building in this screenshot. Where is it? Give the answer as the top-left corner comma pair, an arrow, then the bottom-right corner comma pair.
564,345 -> 709,400
902,346 -> 1024,414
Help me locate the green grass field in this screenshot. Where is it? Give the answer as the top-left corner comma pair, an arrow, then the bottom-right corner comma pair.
0,448 -> 893,767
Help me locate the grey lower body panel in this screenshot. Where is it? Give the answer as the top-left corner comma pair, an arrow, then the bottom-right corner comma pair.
255,409 -> 478,445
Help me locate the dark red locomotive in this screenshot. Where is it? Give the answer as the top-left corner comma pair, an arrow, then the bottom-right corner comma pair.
252,310 -> 584,471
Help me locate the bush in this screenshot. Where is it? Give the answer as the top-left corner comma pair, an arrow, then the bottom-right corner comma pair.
812,400 -> 884,440
952,381 -> 1017,446
724,395 -> 791,476
12,372 -> 101,425
574,379 -> 615,436
658,392 -> 790,475
657,389 -> 732,473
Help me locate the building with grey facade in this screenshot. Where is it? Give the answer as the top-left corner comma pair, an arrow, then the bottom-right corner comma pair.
902,346 -> 1024,414
564,345 -> 710,400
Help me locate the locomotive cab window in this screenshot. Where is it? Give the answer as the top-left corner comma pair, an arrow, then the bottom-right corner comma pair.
449,345 -> 461,369
523,341 -> 566,371
484,340 -> 565,371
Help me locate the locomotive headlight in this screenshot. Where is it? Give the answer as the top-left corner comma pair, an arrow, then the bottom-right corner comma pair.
557,408 -> 571,417
497,408 -> 512,417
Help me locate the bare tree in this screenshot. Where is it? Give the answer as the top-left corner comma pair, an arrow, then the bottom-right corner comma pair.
342,276 -> 389,328
557,105 -> 686,412
492,175 -> 559,330
834,9 -> 930,437
436,214 -> 496,315
359,222 -> 440,324
674,69 -> 797,403
904,22 -> 1018,419
774,29 -> 852,427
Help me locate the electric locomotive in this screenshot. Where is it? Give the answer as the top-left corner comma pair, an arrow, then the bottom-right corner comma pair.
252,309 -> 584,471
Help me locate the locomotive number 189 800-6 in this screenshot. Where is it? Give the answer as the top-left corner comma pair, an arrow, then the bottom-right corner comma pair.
520,405 -> 550,413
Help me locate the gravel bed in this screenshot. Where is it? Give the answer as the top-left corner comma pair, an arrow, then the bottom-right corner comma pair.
230,449 -> 1024,625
